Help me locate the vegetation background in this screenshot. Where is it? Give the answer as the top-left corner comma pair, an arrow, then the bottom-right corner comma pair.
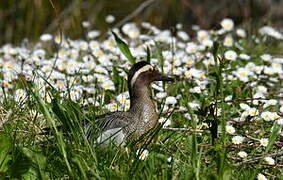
0,0 -> 283,179
1,0 -> 283,45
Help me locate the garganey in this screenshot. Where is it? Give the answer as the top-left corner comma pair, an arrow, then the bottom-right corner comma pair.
85,61 -> 173,146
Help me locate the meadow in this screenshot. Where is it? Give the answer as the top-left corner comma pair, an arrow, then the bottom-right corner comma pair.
0,18 -> 282,179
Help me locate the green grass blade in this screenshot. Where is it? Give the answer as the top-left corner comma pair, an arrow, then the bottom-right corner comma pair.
27,83 -> 74,177
10,150 -> 32,179
265,122 -> 282,153
0,134 -> 12,174
22,147 -> 49,179
112,31 -> 136,64
155,42 -> 164,73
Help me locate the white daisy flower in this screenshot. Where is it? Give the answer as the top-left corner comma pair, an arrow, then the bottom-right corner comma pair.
248,108 -> 259,116
238,151 -> 248,158
239,103 -> 250,110
224,50 -> 237,61
122,23 -> 140,39
105,15 -> 115,23
257,173 -> 267,180
232,136 -> 244,145
186,42 -> 198,54
226,125 -> 235,134
220,18 -> 234,31
263,99 -> 278,108
261,112 -> 273,121
236,29 -> 246,38
256,86 -> 268,94
88,30 -> 100,39
189,86 -> 202,94
223,35 -> 234,47
165,96 -> 177,105
264,156 -> 275,165
259,138 -> 269,147
177,31 -> 189,41
239,54 -> 250,60
156,92 -> 167,99
159,117 -> 172,127
259,26 -> 283,39
277,118 -> 283,125
197,30 -> 210,41
188,102 -> 200,110
40,34 -> 53,41
136,149 -> 149,160
260,54 -> 272,62
101,80 -> 115,90
82,21 -> 90,28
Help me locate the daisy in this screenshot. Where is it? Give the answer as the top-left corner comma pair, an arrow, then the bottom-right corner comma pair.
257,173 -> 267,180
259,138 -> 269,147
226,125 -> 235,134
136,149 -> 149,160
40,34 -> 53,42
224,50 -> 237,61
220,18 -> 234,31
232,136 -> 244,144
165,96 -> 177,105
105,15 -> 115,23
238,151 -> 247,158
264,157 -> 275,165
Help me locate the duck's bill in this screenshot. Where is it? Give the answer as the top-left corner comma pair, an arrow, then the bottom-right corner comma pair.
155,73 -> 174,82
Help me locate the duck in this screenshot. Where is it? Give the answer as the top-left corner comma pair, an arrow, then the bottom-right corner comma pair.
85,61 -> 174,146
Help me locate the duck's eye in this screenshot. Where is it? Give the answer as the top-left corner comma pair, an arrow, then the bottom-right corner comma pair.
151,65 -> 157,71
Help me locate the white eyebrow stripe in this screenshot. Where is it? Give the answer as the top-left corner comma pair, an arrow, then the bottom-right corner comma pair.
130,65 -> 153,87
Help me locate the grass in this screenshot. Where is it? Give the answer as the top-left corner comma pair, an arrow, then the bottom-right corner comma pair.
0,21 -> 283,179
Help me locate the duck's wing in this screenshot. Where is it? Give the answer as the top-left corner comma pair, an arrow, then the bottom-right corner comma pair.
94,111 -> 131,131
84,111 -> 132,145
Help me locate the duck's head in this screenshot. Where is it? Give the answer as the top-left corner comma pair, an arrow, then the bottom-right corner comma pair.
128,61 -> 174,89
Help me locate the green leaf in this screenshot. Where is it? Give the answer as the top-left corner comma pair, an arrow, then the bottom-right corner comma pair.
52,98 -> 69,129
112,65 -> 121,87
155,42 -> 164,73
265,122 -> 282,153
22,147 -> 48,179
72,156 -> 87,179
112,31 -> 136,64
0,134 -> 12,174
10,150 -> 32,178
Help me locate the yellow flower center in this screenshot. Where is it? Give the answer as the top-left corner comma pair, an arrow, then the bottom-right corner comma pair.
240,71 -> 247,76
